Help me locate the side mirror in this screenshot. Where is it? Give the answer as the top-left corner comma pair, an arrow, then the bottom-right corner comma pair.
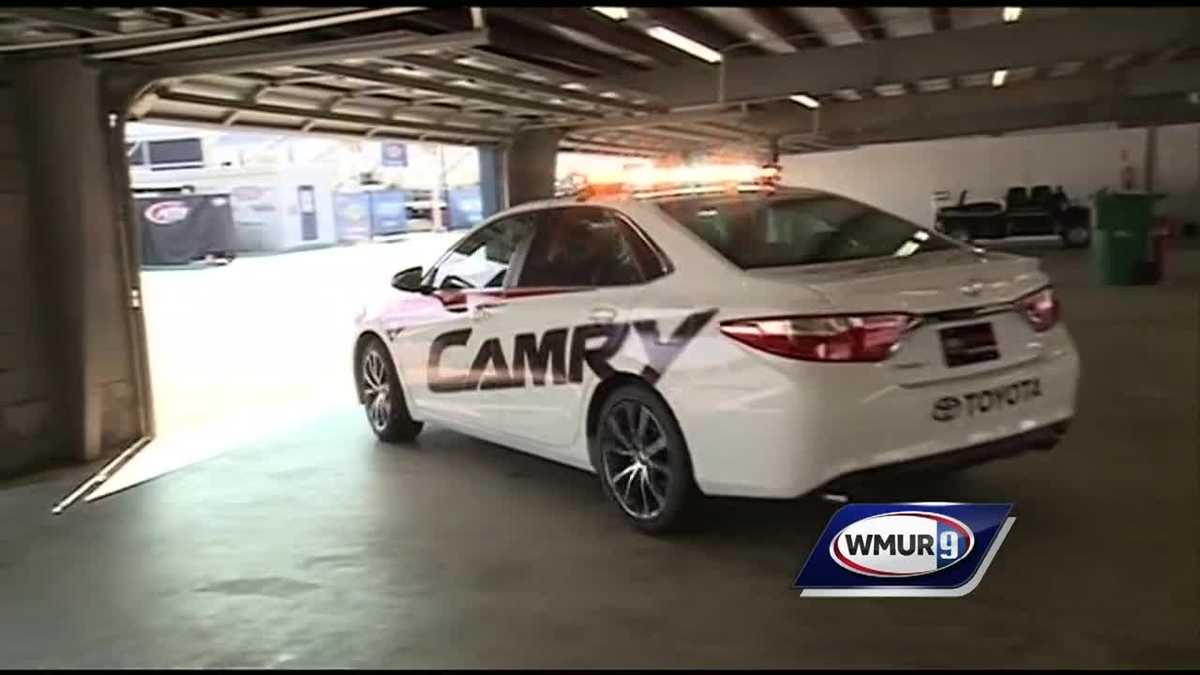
391,266 -> 428,293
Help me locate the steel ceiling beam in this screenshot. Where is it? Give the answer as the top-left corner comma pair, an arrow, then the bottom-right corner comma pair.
174,13 -> 630,113
185,71 -> 536,128
639,8 -> 766,57
527,108 -> 748,131
138,112 -> 489,147
747,60 -> 1200,145
630,124 -> 753,146
0,7 -> 359,53
436,49 -> 658,105
485,15 -> 649,77
603,8 -> 1200,108
744,8 -> 825,49
307,62 -> 601,119
136,29 -> 489,78
153,90 -> 509,142
819,94 -> 1200,148
693,121 -> 771,142
89,7 -> 424,60
558,140 -> 661,157
839,8 -> 886,41
381,6 -> 661,101
489,7 -> 689,67
388,55 -> 655,114
561,131 -> 667,149
1,7 -> 122,35
391,7 -> 631,78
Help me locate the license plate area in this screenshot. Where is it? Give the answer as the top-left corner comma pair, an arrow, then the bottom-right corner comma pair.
940,322 -> 999,367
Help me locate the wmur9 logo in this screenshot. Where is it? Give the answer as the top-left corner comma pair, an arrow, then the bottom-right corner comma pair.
794,503 -> 1013,597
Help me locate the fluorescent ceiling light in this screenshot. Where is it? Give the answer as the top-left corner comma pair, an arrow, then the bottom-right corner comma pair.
591,7 -> 628,21
646,26 -> 722,63
992,69 -> 1008,87
789,93 -> 820,109
1003,7 -> 1022,22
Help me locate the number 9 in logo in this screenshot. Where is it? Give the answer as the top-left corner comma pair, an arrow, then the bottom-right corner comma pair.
940,530 -> 959,560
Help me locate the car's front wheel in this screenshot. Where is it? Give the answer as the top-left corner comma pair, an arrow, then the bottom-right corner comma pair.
594,384 -> 695,535
359,337 -> 423,443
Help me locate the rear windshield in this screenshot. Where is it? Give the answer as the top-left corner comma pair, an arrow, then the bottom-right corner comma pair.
656,191 -> 958,269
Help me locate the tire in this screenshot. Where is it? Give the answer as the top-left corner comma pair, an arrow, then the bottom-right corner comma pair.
1060,221 -> 1091,249
358,337 -> 423,443
593,383 -> 696,535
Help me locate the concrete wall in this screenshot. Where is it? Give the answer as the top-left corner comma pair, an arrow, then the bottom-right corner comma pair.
0,58 -> 143,476
781,124 -> 1200,227
0,76 -> 60,474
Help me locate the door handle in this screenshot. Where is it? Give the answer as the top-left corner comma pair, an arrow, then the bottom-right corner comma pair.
472,302 -> 502,321
589,307 -> 617,324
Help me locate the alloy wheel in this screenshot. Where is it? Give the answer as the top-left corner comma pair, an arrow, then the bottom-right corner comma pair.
362,349 -> 393,432
600,400 -> 673,520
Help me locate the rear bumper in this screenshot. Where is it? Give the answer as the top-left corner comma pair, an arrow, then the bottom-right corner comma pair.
820,418 -> 1070,493
673,327 -> 1080,499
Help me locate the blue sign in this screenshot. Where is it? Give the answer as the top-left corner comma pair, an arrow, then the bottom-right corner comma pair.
381,142 -> 408,167
333,192 -> 371,242
447,184 -> 483,231
793,502 -> 1014,597
369,190 -> 408,235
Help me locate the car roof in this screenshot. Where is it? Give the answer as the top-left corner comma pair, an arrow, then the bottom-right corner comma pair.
507,186 -> 828,215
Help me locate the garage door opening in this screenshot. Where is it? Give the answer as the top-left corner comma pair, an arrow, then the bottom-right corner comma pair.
89,121 -> 486,496
85,120 -> 658,498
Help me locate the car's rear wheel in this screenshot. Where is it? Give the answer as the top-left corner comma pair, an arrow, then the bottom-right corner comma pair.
595,384 -> 694,534
359,337 -> 423,443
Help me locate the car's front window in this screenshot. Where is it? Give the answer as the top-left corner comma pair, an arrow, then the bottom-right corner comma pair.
428,214 -> 537,290
515,207 -> 649,288
656,191 -> 958,269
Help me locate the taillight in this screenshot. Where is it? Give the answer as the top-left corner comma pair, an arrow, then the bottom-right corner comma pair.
719,314 -> 915,362
1017,287 -> 1059,332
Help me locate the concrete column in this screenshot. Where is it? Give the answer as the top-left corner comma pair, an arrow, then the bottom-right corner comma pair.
478,144 -> 506,217
505,128 -> 560,206
7,56 -> 142,470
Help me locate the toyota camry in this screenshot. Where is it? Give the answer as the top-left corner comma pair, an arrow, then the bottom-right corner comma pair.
352,166 -> 1080,533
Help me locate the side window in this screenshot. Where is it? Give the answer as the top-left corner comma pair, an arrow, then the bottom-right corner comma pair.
429,214 -> 537,290
516,207 -> 658,288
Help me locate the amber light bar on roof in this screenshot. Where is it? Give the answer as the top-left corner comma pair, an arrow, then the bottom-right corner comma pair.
557,163 -> 782,200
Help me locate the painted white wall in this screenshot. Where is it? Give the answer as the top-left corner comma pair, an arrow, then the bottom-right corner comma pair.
1154,125 -> 1200,223
781,124 -> 1200,227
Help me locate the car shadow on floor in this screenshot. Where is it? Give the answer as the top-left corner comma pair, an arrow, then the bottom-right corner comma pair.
380,422 -> 985,547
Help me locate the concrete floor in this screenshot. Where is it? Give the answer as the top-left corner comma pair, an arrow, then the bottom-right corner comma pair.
1,241 -> 1197,668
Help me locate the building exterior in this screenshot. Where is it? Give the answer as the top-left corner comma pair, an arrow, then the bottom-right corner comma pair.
125,122 -> 490,252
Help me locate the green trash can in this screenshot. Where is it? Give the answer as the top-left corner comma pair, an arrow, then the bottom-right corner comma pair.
1091,190 -> 1164,286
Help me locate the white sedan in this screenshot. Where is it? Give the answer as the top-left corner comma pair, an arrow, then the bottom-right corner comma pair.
352,181 -> 1080,533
